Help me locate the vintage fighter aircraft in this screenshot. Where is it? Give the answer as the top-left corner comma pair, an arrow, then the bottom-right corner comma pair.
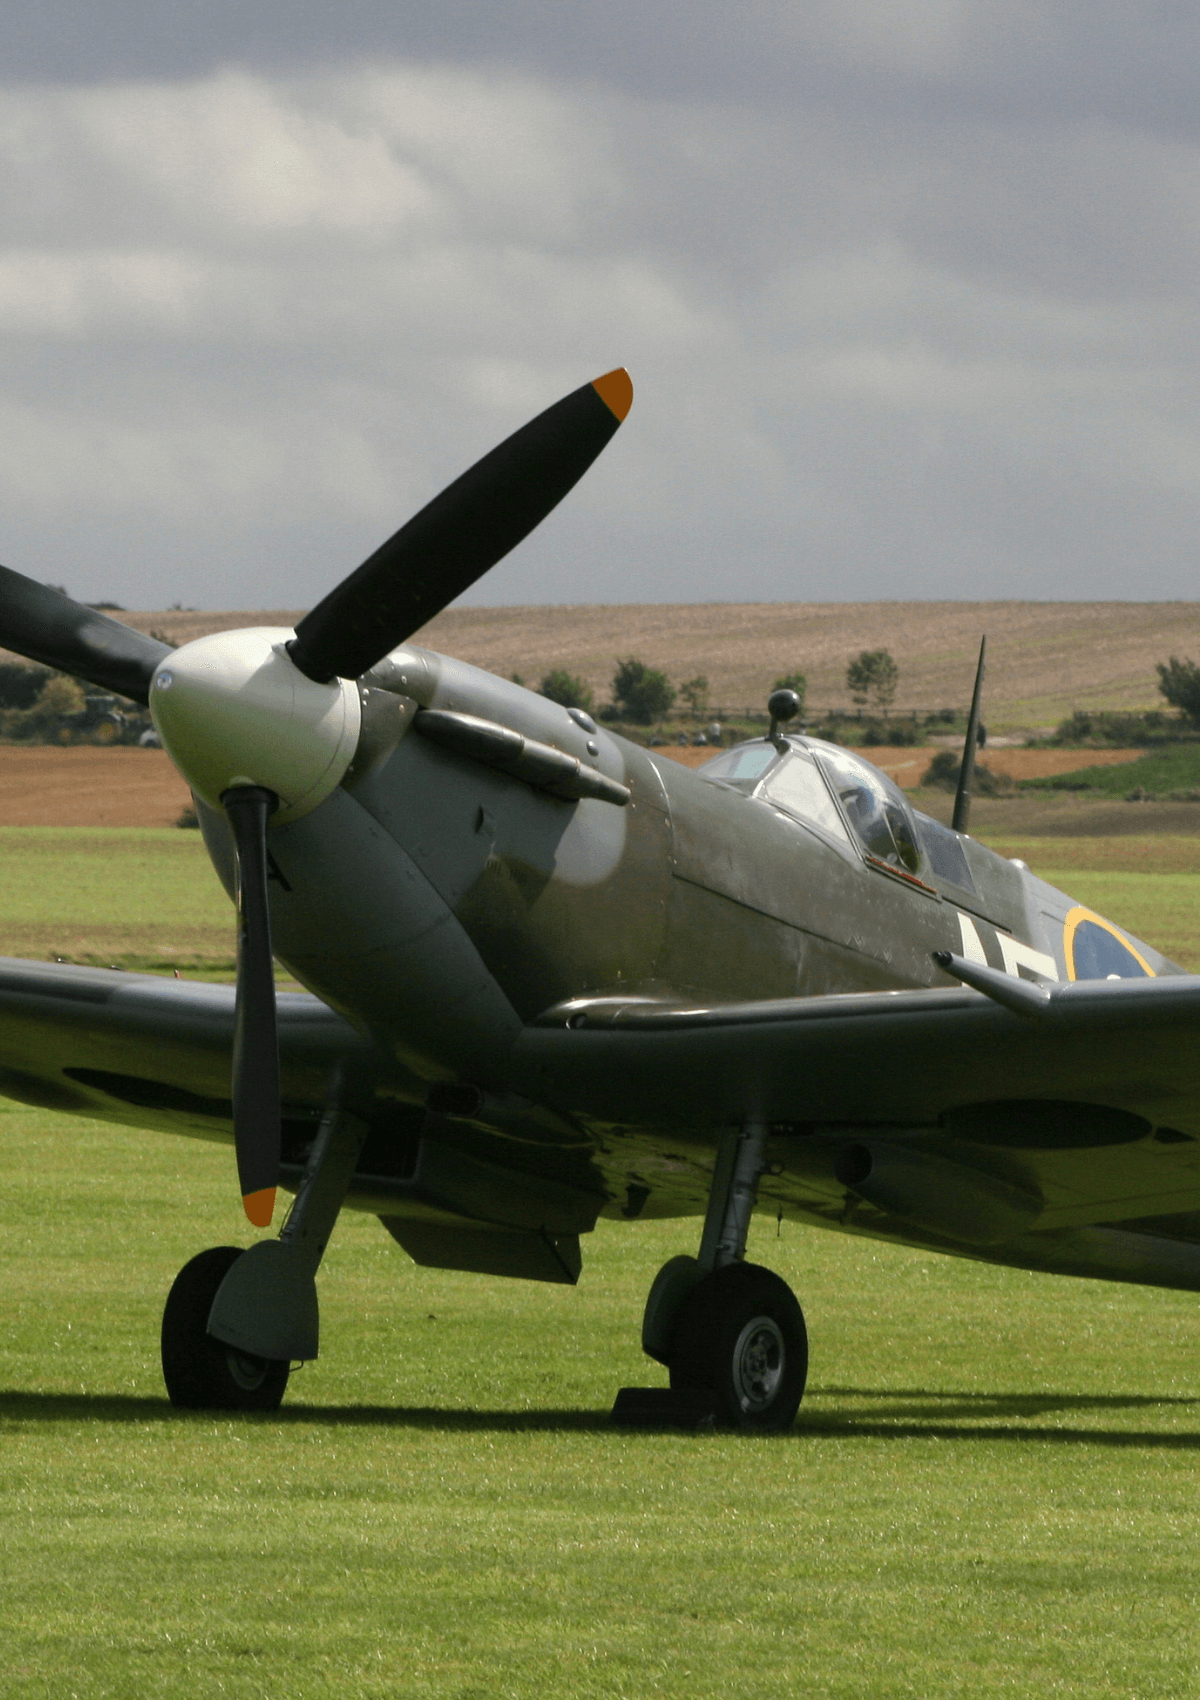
0,367 -> 1198,1432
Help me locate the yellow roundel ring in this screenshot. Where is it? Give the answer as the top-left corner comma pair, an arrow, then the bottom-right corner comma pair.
1063,905 -> 1155,981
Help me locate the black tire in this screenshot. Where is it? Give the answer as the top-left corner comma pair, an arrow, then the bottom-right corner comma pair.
161,1246 -> 290,1412
667,1261 -> 808,1432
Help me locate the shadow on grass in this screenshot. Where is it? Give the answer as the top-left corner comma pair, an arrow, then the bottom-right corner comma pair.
0,1390 -> 613,1432
4,1385 -> 1200,1447
795,1384 -> 1200,1447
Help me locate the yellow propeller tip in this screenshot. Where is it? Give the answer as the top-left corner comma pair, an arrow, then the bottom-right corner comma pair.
242,1187 -> 276,1228
592,368 -> 633,422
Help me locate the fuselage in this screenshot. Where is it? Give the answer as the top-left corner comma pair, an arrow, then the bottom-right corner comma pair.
196,640 -> 1174,1075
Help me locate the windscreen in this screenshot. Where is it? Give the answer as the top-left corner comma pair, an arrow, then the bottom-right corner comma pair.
758,751 -> 850,843
698,743 -> 781,792
808,742 -> 921,873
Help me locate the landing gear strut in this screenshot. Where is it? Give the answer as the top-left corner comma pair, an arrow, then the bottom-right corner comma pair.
616,1123 -> 808,1432
160,1063 -> 370,1411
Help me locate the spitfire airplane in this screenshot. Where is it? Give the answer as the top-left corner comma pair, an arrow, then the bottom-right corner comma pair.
0,367 -> 1198,1432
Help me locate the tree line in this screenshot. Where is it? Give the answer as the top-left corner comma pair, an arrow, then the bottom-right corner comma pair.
525,649 -> 902,725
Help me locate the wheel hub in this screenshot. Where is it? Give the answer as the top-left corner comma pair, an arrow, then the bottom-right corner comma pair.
732,1314 -> 785,1412
225,1348 -> 271,1392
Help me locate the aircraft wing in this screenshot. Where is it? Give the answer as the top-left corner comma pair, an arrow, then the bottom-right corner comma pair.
515,970 -> 1200,1284
519,969 -> 1200,1130
0,957 -> 374,1141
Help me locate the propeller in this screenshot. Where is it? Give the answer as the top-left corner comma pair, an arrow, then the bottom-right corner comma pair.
0,366 -> 634,1226
222,785 -> 281,1228
0,566 -> 171,704
288,368 -> 633,683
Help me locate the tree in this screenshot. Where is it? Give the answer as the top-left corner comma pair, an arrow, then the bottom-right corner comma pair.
0,663 -> 49,710
36,674 -> 86,716
922,748 -> 1009,795
3,670 -> 86,741
1156,657 -> 1200,726
679,674 -> 709,716
772,672 -> 807,716
539,669 -> 594,712
846,650 -> 898,715
611,657 -> 676,724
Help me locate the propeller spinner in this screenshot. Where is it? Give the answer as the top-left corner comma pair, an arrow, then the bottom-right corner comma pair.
0,368 -> 633,1226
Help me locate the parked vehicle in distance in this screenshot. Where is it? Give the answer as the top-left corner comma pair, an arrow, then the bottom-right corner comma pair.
51,694 -> 158,746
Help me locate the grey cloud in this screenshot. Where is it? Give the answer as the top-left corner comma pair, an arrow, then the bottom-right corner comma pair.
0,52 -> 1197,612
8,2 -> 1200,139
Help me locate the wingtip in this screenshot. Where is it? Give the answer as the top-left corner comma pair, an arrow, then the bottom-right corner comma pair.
592,368 -> 633,422
242,1187 -> 276,1228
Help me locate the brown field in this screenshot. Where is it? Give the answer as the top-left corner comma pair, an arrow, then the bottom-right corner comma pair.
0,742 -> 1155,829
33,600 -> 1200,730
660,743 -> 1146,788
0,748 -> 191,827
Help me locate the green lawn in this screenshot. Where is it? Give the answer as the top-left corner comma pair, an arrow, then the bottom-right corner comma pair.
1021,744 -> 1200,796
3,1104 -> 1200,1698
986,837 -> 1200,970
0,826 -> 234,974
3,826 -> 1200,1695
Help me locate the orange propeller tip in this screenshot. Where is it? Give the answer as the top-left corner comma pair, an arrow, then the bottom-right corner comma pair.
592,368 -> 633,422
242,1187 -> 276,1229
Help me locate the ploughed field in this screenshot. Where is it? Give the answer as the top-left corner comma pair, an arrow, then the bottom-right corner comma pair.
72,598 -> 1200,724
661,742 -> 1148,785
0,742 -> 1154,827
0,747 -> 191,827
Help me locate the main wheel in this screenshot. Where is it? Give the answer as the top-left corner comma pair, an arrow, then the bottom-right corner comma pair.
667,1261 -> 807,1432
161,1246 -> 290,1412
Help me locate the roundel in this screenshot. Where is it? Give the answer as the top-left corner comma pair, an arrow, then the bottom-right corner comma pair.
1063,906 -> 1154,981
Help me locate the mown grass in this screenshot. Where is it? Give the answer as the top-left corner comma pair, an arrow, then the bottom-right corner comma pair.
1022,744 -> 1200,796
2,823 -> 1194,978
0,827 -> 279,981
4,1103 -> 1200,1698
981,835 -> 1200,969
0,826 -> 232,970
2,826 -> 1200,1692
987,835 -> 1200,874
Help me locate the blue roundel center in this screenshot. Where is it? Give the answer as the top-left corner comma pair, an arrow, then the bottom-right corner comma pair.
1072,920 -> 1149,980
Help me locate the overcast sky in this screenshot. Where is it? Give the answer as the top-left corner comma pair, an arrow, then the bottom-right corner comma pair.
1,4 -> 1198,610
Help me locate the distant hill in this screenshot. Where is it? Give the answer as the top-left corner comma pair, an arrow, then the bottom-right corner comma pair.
23,601 -> 1200,729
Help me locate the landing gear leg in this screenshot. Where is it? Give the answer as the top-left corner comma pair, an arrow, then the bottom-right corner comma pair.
616,1123 -> 808,1432
161,1064 -> 371,1411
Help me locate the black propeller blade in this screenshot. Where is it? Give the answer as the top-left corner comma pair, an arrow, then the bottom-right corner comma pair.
287,368 -> 633,684
0,565 -> 171,704
222,785 -> 282,1228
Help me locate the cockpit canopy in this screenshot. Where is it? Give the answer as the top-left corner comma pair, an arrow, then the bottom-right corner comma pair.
699,736 -> 922,874
806,740 -> 920,873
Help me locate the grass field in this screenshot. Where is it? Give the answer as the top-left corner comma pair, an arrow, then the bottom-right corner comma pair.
4,1108 -> 1200,1697
1023,745 -> 1200,798
4,825 -> 1200,1696
0,826 -> 232,974
3,823 -> 1198,973
986,835 -> 1200,970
